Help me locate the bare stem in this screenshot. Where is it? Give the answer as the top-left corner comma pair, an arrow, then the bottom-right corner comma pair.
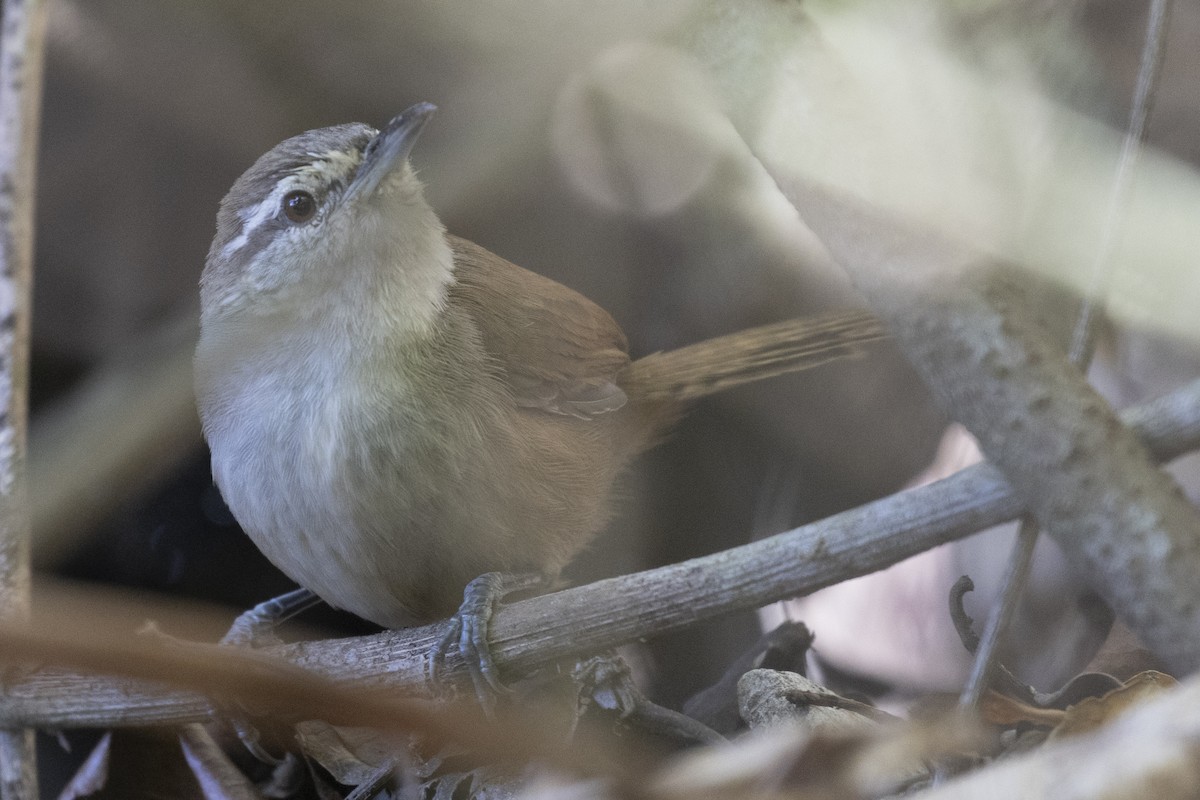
1068,0 -> 1174,365
0,0 -> 46,796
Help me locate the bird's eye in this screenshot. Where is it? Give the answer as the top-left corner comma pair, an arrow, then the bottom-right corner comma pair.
282,190 -> 317,224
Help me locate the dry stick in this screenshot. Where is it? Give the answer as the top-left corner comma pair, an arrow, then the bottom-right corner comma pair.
1067,0 -> 1174,368
0,378 -> 1196,730
343,762 -> 401,800
0,0 -> 46,797
957,0 -> 1176,712
957,517 -> 1037,708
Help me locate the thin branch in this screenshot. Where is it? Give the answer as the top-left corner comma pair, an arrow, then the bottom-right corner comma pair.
0,377 -> 1195,730
342,761 -> 400,800
947,576 -> 980,654
958,0 -> 1177,713
947,574 -> 1033,704
958,518 -> 1039,708
0,0 -> 46,796
1067,0 -> 1174,365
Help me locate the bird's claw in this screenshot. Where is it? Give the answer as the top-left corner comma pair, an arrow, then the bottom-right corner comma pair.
219,588 -> 322,762
221,587 -> 321,647
428,572 -> 543,710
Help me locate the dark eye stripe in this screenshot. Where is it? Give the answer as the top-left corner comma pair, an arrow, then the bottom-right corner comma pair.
211,124 -> 375,268
232,218 -> 288,265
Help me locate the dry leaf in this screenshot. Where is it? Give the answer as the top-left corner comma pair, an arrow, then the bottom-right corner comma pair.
981,691 -> 1064,729
1049,670 -> 1178,741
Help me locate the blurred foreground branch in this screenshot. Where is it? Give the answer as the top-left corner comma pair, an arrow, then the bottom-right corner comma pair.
0,614 -> 642,784
0,376 -> 1196,729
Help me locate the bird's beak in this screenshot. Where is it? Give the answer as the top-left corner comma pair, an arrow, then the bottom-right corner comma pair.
347,102 -> 437,200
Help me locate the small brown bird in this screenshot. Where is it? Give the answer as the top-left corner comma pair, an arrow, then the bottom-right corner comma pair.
195,103 -> 883,642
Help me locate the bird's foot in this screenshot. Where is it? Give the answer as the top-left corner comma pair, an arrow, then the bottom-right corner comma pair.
219,588 -> 324,763
428,571 -> 544,711
221,587 -> 322,647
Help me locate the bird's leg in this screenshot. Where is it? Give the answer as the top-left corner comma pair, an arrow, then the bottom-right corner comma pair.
222,587 -> 322,647
429,572 -> 545,709
219,588 -> 323,763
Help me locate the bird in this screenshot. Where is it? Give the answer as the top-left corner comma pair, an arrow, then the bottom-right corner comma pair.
194,102 -> 884,676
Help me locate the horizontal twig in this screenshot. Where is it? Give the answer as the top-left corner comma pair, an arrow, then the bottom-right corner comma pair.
0,377 -> 1195,729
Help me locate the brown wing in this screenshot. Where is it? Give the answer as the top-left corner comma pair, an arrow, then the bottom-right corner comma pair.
447,235 -> 630,419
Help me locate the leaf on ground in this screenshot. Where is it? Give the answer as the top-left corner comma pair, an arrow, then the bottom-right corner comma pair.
982,670 -> 1179,745
1049,670 -> 1178,741
981,691 -> 1064,728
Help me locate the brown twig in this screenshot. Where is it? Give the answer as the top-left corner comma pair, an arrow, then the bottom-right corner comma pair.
0,621 -> 647,787
947,576 -> 980,654
958,518 -> 1040,709
947,573 -> 1035,705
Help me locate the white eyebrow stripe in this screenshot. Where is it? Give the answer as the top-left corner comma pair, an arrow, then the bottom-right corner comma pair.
221,186 -> 287,259
219,149 -> 360,260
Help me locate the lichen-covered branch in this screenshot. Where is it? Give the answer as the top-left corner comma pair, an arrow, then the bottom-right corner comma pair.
788,184 -> 1200,674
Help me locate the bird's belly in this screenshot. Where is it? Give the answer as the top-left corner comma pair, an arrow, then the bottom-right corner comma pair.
206,380 -> 464,625
203,362 -> 624,627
